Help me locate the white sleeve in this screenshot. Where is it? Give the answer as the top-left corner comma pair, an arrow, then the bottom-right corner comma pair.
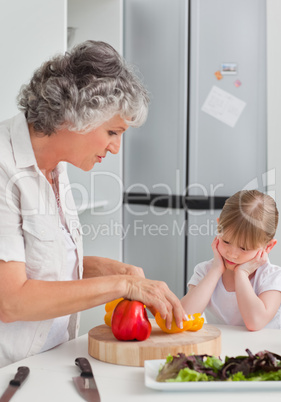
257,263 -> 281,295
187,259 -> 213,288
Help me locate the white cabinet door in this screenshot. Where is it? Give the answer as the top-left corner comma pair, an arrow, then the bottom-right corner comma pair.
188,0 -> 266,197
186,209 -> 221,282
67,0 -> 124,264
123,0 -> 188,196
0,0 -> 67,120
123,204 -> 186,299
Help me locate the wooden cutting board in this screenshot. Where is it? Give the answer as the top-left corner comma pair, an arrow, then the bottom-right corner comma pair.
88,319 -> 221,367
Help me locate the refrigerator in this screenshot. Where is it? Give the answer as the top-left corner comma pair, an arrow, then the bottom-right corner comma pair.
122,0 -> 267,298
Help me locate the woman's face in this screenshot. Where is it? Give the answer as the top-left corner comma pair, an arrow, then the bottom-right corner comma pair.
217,234 -> 262,271
67,114 -> 129,171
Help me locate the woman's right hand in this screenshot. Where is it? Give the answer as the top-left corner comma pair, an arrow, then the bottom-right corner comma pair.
211,237 -> 226,274
123,276 -> 187,330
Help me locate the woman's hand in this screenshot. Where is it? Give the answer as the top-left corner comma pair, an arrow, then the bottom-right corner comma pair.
102,259 -> 145,278
211,237 -> 225,274
83,257 -> 186,329
124,276 -> 187,330
236,249 -> 268,277
83,256 -> 145,279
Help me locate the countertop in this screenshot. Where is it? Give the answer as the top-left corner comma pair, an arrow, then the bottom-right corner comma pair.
1,324 -> 281,401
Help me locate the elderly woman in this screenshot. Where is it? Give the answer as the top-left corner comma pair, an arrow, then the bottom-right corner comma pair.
0,41 -> 186,367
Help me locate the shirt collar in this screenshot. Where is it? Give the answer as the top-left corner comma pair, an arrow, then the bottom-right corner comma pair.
10,113 -> 37,169
10,113 -> 66,177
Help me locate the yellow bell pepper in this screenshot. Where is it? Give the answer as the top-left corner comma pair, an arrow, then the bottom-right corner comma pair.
187,313 -> 205,331
155,312 -> 204,334
104,298 -> 124,327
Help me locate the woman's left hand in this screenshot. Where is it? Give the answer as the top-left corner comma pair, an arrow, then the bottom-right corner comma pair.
235,249 -> 268,277
83,256 -> 145,279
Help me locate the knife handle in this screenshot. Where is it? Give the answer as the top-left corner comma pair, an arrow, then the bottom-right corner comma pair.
10,366 -> 30,386
75,357 -> 93,378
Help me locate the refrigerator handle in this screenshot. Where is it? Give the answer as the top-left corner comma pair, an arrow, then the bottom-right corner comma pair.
123,192 -> 228,210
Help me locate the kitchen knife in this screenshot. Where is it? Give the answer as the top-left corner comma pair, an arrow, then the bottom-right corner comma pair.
73,357 -> 101,402
0,366 -> 30,402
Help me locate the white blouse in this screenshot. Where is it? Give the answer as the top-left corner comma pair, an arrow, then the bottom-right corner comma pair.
41,167 -> 79,352
0,113 -> 83,367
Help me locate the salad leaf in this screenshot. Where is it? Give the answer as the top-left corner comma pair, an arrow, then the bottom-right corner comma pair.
168,368 -> 209,382
220,349 -> 281,380
231,372 -> 247,381
203,356 -> 224,373
156,352 -> 221,382
156,349 -> 281,382
156,353 -> 190,382
246,370 -> 281,381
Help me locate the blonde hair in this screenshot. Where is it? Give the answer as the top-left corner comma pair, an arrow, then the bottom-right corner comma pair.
217,190 -> 279,250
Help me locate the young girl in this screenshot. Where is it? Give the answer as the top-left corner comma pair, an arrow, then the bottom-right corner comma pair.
181,190 -> 281,330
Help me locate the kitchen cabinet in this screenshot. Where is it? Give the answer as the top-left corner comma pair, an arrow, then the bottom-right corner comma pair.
67,0 -> 123,265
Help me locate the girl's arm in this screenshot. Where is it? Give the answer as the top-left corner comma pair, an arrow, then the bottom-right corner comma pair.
181,238 -> 225,314
235,251 -> 281,330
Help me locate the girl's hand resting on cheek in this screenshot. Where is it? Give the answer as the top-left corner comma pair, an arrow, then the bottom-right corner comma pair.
236,249 -> 268,277
211,237 -> 226,274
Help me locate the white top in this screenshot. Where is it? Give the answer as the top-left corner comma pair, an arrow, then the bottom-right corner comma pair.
40,167 -> 79,353
188,258 -> 281,328
0,113 -> 84,367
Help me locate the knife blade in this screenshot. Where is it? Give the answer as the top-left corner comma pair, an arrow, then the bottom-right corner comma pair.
73,357 -> 101,402
0,366 -> 30,402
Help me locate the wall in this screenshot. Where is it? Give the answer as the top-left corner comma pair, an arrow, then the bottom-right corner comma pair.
0,0 -> 66,121
267,0 -> 281,264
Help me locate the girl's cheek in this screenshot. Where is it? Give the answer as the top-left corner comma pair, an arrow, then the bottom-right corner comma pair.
217,242 -> 223,255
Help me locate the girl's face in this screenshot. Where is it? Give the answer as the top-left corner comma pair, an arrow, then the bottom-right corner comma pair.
217,234 -> 262,271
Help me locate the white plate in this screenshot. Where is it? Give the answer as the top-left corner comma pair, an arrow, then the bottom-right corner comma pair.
144,359 -> 281,392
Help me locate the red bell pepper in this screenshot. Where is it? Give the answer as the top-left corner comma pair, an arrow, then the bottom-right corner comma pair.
111,299 -> 152,341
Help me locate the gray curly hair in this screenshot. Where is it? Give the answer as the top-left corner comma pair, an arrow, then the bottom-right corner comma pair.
17,40 -> 150,135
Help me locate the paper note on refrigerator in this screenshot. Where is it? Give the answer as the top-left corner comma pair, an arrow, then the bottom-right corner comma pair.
201,86 -> 246,128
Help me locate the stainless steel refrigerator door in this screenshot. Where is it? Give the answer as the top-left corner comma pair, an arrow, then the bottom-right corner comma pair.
123,205 -> 186,298
188,0 -> 267,197
123,0 -> 189,195
186,209 -> 221,282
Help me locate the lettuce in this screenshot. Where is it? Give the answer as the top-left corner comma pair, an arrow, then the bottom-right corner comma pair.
168,368 -> 209,382
203,356 -> 224,372
246,370 -> 281,381
156,353 -> 190,382
156,353 -> 221,382
156,349 -> 281,382
230,372 -> 247,381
